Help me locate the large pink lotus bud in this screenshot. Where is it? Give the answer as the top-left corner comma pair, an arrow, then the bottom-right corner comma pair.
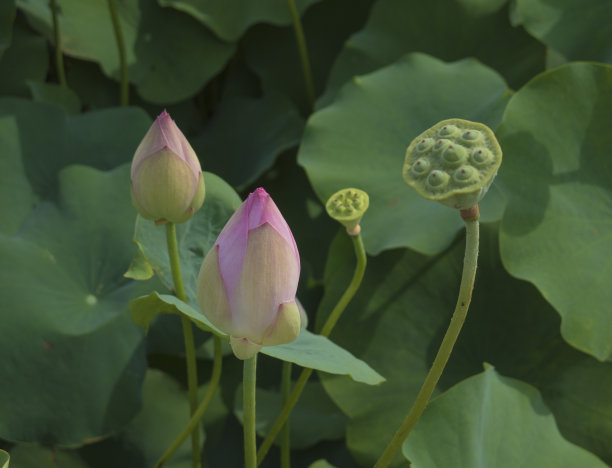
130,110 -> 205,225
197,188 -> 302,359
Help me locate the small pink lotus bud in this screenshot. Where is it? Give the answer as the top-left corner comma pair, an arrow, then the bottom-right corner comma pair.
196,188 -> 302,360
130,110 -> 205,225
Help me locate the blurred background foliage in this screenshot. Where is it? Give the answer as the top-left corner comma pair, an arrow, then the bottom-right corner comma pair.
1,0 -> 611,466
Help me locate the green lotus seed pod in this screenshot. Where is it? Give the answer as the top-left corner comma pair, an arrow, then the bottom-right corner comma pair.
326,188 -> 369,235
402,118 -> 502,210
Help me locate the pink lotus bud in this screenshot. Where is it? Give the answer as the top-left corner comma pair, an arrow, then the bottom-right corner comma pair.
196,188 -> 302,360
130,110 -> 205,225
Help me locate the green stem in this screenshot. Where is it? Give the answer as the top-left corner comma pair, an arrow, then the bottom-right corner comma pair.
155,336 -> 223,468
319,234 -> 367,337
244,355 -> 258,468
256,233 -> 367,466
286,0 -> 315,108
373,216 -> 479,468
49,0 -> 67,88
280,362 -> 292,468
107,0 -> 129,106
165,223 -> 200,468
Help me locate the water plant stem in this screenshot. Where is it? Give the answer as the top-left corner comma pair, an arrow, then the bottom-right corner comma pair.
244,355 -> 258,468
155,336 -> 223,468
165,223 -> 200,468
107,0 -> 129,106
49,0 -> 67,87
256,233 -> 367,465
286,0 -> 315,108
373,212 -> 479,468
280,362 -> 292,468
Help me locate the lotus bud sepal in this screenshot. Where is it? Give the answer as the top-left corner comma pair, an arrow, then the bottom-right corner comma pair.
130,110 -> 205,225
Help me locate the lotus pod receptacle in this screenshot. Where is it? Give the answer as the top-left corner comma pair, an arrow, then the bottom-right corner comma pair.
402,119 -> 502,210
325,188 -> 369,235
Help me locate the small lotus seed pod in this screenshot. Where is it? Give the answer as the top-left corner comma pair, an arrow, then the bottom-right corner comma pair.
326,188 -> 369,235
402,118 -> 502,210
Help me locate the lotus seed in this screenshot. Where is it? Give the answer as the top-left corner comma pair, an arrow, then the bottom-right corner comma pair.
411,158 -> 431,176
442,145 -> 467,166
471,147 -> 491,165
434,139 -> 451,152
460,130 -> 482,144
427,170 -> 449,188
453,166 -> 475,183
438,124 -> 460,138
416,138 -> 434,152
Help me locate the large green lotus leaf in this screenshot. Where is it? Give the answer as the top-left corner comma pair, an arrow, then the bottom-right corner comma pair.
130,292 -> 226,337
190,93 -> 304,188
242,0 -> 374,112
263,330 -> 384,385
26,81 -> 82,114
77,369 -> 193,468
403,367 -> 608,467
321,0 -> 543,105
8,445 -> 87,468
511,0 -> 612,64
131,292 -> 384,384
0,0 -> 15,58
234,381 -> 348,449
318,227 -> 612,466
17,0 -> 235,104
0,21 -> 48,97
497,63 -> 612,361
0,115 -> 38,235
130,172 -> 241,303
0,165 -> 154,445
65,58 -> 124,110
158,0 -> 321,42
0,450 -> 8,468
298,53 -> 510,255
0,98 -> 151,200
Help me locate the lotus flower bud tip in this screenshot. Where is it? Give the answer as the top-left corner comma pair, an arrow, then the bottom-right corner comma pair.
130,110 -> 205,224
